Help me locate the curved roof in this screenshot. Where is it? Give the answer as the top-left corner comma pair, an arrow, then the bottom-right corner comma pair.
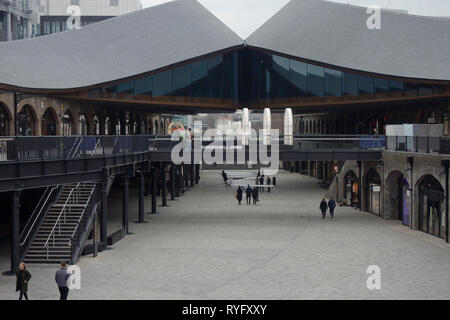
246,0 -> 450,81
0,0 -> 243,90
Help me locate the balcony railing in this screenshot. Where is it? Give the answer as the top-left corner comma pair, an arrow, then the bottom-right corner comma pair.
386,136 -> 450,154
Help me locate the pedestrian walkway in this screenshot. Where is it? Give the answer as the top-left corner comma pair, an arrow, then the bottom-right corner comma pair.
0,170 -> 449,300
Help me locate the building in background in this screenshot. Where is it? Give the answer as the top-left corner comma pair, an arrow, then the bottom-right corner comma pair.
0,0 -> 32,41
30,0 -> 142,37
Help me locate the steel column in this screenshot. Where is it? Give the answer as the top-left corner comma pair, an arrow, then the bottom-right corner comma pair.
122,177 -> 129,234
138,171 -> 145,222
190,164 -> 195,188
151,166 -> 157,214
100,183 -> 108,244
10,190 -> 21,273
170,164 -> 176,200
195,164 -> 200,184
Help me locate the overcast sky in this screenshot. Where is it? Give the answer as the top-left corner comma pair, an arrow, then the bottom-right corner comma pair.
140,0 -> 450,38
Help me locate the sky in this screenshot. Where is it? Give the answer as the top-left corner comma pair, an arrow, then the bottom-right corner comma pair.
139,0 -> 450,38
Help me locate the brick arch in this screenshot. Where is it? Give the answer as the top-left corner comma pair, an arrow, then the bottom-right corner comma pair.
0,101 -> 13,136
17,104 -> 38,136
41,106 -> 59,136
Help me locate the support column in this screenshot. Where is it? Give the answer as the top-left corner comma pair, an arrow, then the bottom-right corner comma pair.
184,164 -> 189,190
100,183 -> 108,245
138,171 -> 145,223
195,164 -> 200,184
357,161 -> 363,212
179,164 -> 185,194
176,165 -> 181,197
151,166 -> 157,214
6,11 -> 11,42
190,164 -> 195,188
161,164 -> 168,207
122,177 -> 129,234
10,190 -> 21,273
170,164 -> 176,200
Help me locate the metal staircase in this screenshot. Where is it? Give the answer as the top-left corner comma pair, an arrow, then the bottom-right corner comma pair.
24,182 -> 98,264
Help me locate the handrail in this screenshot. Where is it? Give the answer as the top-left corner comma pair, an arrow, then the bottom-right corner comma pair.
68,183 -> 97,245
70,137 -> 83,158
44,183 -> 81,251
66,136 -> 79,158
20,185 -> 60,246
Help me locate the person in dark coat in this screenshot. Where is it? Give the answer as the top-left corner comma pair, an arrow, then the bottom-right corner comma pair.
55,261 -> 70,300
320,198 -> 328,219
236,186 -> 243,205
245,185 -> 253,205
328,198 -> 336,219
252,187 -> 259,204
259,176 -> 265,192
267,177 -> 271,193
16,262 -> 31,300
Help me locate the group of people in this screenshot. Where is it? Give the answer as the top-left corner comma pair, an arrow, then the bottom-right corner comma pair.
320,198 -> 337,219
236,185 -> 259,205
15,261 -> 72,300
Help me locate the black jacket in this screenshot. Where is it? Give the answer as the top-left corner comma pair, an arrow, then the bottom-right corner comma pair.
320,200 -> 328,211
16,269 -> 31,292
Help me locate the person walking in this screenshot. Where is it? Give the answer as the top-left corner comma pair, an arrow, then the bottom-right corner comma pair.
267,177 -> 271,193
252,186 -> 259,204
320,198 -> 328,219
328,198 -> 336,219
55,261 -> 70,300
16,262 -> 31,300
245,185 -> 253,205
259,176 -> 265,192
236,186 -> 243,205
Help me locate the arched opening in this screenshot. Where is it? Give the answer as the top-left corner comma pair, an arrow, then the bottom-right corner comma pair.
159,119 -> 165,135
313,120 -> 317,134
344,170 -> 359,207
18,105 -> 37,136
41,107 -> 57,136
62,110 -> 74,136
79,114 -> 88,135
147,119 -> 153,135
0,103 -> 11,136
114,117 -> 121,135
104,117 -> 111,135
365,169 -> 381,216
417,175 -> 445,239
386,171 -> 410,225
154,120 -> 159,135
93,115 -> 101,135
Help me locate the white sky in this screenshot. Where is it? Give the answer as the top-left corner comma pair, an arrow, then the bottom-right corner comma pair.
139,0 -> 450,38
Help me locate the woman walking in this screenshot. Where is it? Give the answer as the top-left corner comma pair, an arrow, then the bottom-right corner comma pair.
16,262 -> 32,300
236,186 -> 243,205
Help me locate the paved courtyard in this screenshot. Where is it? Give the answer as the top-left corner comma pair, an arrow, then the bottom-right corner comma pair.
0,170 -> 449,300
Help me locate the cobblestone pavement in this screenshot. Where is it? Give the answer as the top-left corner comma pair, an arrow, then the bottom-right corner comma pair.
0,170 -> 449,300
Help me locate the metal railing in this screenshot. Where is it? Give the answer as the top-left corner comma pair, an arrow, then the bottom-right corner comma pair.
44,183 -> 80,259
19,185 -> 61,258
386,136 -> 450,154
0,135 -> 177,162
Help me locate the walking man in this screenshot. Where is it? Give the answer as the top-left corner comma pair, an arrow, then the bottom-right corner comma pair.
16,262 -> 31,300
259,176 -> 265,192
55,261 -> 70,300
236,186 -> 243,205
328,198 -> 336,219
267,176 -> 271,193
252,187 -> 259,204
245,185 -> 253,205
320,198 -> 328,219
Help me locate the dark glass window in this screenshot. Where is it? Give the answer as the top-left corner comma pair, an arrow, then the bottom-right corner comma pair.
152,70 -> 171,98
308,64 -> 325,97
290,60 -> 307,98
207,55 -> 224,100
343,73 -> 358,96
390,80 -> 404,91
418,84 -> 433,96
359,75 -> 374,94
172,65 -> 190,97
375,78 -> 389,93
134,77 -> 151,96
118,81 -> 133,95
102,85 -> 117,98
88,89 -> 100,98
271,55 -> 290,99
325,68 -> 342,97
190,60 -> 207,98
404,82 -> 418,94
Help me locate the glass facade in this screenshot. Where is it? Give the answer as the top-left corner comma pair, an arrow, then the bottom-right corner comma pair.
89,49 -> 446,107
